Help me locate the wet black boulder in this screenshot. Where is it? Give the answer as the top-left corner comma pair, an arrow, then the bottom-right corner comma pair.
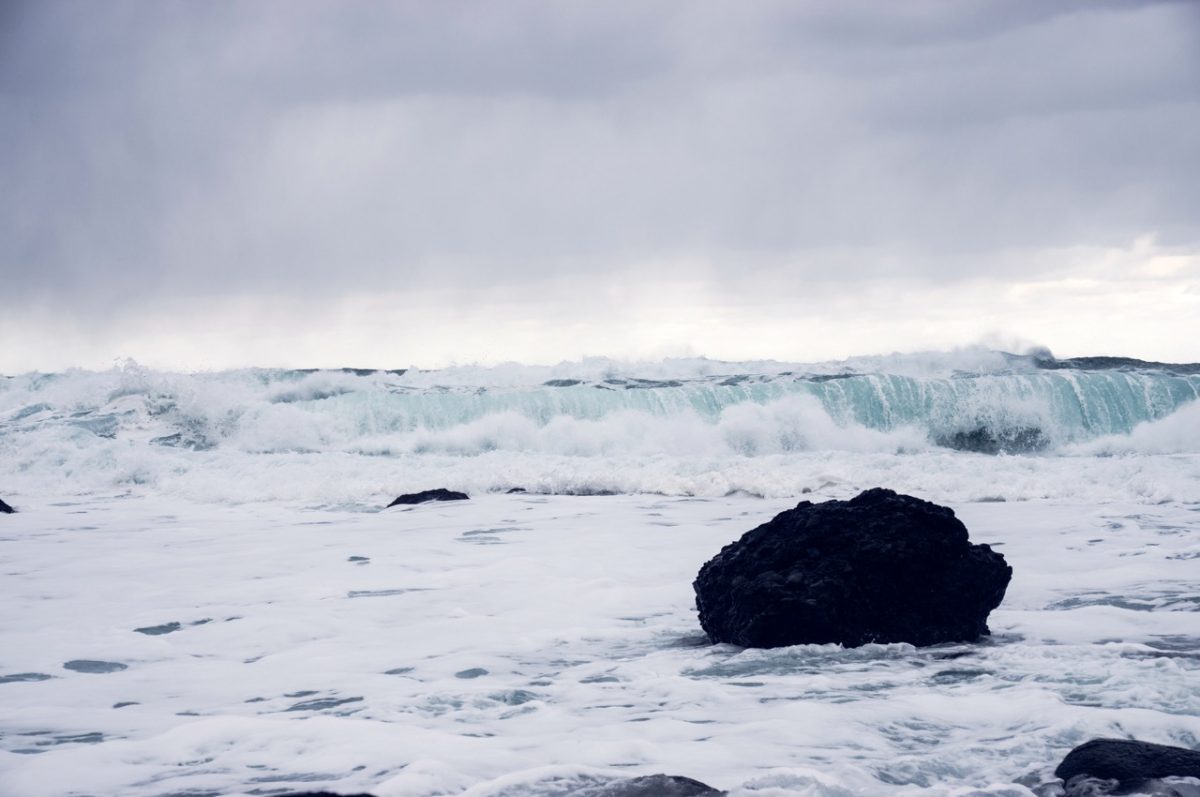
0,497 -> 14,514
1055,739 -> 1200,787
386,488 -> 469,507
693,488 -> 1012,648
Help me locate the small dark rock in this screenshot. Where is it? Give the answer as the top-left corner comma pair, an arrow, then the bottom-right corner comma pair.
506,487 -> 528,494
569,774 -> 724,796
693,488 -> 1012,648
386,488 -> 469,507
1056,739 -> 1200,786
283,793 -> 378,797
0,497 -> 14,514
134,622 -> 182,636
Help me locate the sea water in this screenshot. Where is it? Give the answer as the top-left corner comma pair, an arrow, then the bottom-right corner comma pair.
0,350 -> 1198,796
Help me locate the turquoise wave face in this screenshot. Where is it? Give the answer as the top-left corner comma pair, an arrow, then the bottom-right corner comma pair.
227,369 -> 1196,453
793,370 -> 1200,450
2,359 -> 1199,457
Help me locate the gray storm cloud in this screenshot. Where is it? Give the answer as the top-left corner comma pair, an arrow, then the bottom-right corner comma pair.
2,0 -> 1199,310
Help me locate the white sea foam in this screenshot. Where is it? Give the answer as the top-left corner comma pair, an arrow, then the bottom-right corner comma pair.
1069,400 -> 1200,456
1,494 -> 1198,796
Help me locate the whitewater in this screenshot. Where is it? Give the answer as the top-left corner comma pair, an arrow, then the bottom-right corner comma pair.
1,349 -> 1199,796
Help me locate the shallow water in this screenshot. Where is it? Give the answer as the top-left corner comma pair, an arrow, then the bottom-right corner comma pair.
1,491 -> 1198,796
2,355 -> 1197,794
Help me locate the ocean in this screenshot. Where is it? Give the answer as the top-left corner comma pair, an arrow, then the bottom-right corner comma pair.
1,349 -> 1198,796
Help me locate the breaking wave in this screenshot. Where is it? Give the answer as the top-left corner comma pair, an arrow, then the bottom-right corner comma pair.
1,350 -> 1198,503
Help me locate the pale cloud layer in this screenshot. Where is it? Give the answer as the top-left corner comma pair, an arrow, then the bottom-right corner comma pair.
2,1 -> 1198,370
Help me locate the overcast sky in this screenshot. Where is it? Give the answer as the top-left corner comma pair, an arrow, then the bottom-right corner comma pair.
2,0 -> 1198,372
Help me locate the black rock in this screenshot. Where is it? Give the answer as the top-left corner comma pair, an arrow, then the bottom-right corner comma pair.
568,774 -> 724,796
506,487 -> 528,494
386,489 -> 469,507
1056,739 -> 1200,786
283,792 -> 378,797
693,488 -> 1012,648
0,497 -> 14,514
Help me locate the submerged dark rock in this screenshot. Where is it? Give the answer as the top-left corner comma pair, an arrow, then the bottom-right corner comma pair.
569,774 -> 724,796
560,487 -> 618,496
936,425 -> 1048,454
1055,739 -> 1200,787
386,488 -> 469,507
0,672 -> 53,683
150,432 -> 215,451
693,488 -> 1012,648
0,497 -> 14,514
63,660 -> 128,674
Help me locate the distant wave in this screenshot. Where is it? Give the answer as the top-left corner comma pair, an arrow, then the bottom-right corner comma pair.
1,350 -> 1198,503
3,351 -> 1198,456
